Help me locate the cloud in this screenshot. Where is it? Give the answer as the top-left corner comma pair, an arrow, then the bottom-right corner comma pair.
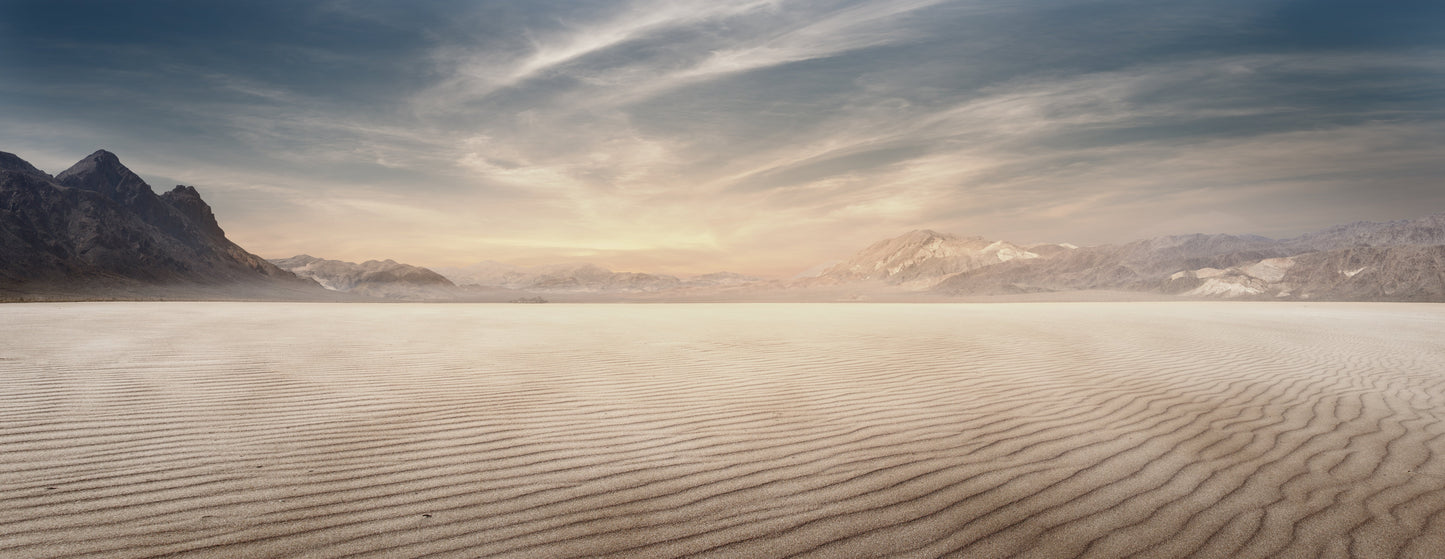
3,0 -> 1443,275
669,0 -> 953,81
411,0 -> 957,123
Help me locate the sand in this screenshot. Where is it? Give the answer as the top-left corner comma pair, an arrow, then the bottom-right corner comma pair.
3,302 -> 1445,558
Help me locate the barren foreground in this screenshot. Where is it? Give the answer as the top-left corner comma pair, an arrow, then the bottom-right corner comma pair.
3,302 -> 1445,558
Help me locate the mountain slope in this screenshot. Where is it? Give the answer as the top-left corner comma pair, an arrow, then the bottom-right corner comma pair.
435,261 -> 749,293
1286,213 -> 1445,251
930,215 -> 1445,301
1166,245 -> 1445,301
814,230 -> 1050,288
0,149 -> 319,298
270,255 -> 457,299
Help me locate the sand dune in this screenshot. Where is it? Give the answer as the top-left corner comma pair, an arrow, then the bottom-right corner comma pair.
3,302 -> 1445,558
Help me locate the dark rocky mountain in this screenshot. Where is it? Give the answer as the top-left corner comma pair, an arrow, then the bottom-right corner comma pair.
0,151 -> 48,178
269,255 -> 458,300
0,149 -> 321,299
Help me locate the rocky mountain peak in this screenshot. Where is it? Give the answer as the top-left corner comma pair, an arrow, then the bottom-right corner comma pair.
85,149 -> 120,163
55,149 -> 155,205
160,185 -> 226,239
2,149 -> 310,295
0,151 -> 50,179
57,149 -> 125,176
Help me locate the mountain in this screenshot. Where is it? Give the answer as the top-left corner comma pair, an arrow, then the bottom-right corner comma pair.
930,214 -> 1445,301
1166,245 -> 1445,301
1286,213 -> 1445,251
269,255 -> 457,300
434,261 -> 758,293
7,147 -> 1438,303
685,271 -> 764,287
435,215 -> 1444,301
431,260 -> 535,289
0,149 -> 321,300
812,229 -> 1062,289
944,233 -> 1288,293
1279,245 -> 1445,301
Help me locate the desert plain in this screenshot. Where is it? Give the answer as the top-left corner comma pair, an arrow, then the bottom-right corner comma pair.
3,301 -> 1445,558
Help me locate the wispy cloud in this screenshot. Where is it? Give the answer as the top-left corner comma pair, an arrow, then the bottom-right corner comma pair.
3,0 -> 1443,274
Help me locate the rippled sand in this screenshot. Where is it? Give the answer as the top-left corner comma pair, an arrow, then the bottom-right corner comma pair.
3,302 -> 1445,558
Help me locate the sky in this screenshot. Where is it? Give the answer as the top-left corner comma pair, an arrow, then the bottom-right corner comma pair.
2,0 -> 1443,277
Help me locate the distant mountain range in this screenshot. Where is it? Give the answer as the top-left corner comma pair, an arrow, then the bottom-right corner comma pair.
268,255 -> 457,300
929,213 -> 1445,301
807,229 -> 1074,289
433,261 -> 762,293
264,257 -> 767,300
360,217 -> 1445,302
0,149 -> 323,300
3,148 -> 1442,302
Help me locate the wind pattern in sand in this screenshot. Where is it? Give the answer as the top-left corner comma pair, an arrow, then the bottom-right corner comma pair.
4,302 -> 1445,558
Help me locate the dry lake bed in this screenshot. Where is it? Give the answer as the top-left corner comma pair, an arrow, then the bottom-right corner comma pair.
3,302 -> 1445,558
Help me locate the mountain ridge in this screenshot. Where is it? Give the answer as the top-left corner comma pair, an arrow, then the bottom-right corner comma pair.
433,261 -> 762,293
3,148 -> 1442,302
1,149 -> 322,299
931,213 -> 1445,300
269,255 -> 458,300
810,229 -> 1055,288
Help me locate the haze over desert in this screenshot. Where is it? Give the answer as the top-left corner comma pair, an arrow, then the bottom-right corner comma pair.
4,1 -> 1445,557
5,302 -> 1445,558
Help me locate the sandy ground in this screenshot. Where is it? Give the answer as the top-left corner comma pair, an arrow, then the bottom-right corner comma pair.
3,302 -> 1445,558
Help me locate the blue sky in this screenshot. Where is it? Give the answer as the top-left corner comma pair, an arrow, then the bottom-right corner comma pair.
3,0 -> 1443,275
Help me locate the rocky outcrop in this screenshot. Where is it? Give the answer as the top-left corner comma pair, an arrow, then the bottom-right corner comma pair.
159,185 -> 226,240
1,149 -> 315,298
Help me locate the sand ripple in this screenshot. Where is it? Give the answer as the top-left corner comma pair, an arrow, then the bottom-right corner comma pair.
3,302 -> 1445,558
